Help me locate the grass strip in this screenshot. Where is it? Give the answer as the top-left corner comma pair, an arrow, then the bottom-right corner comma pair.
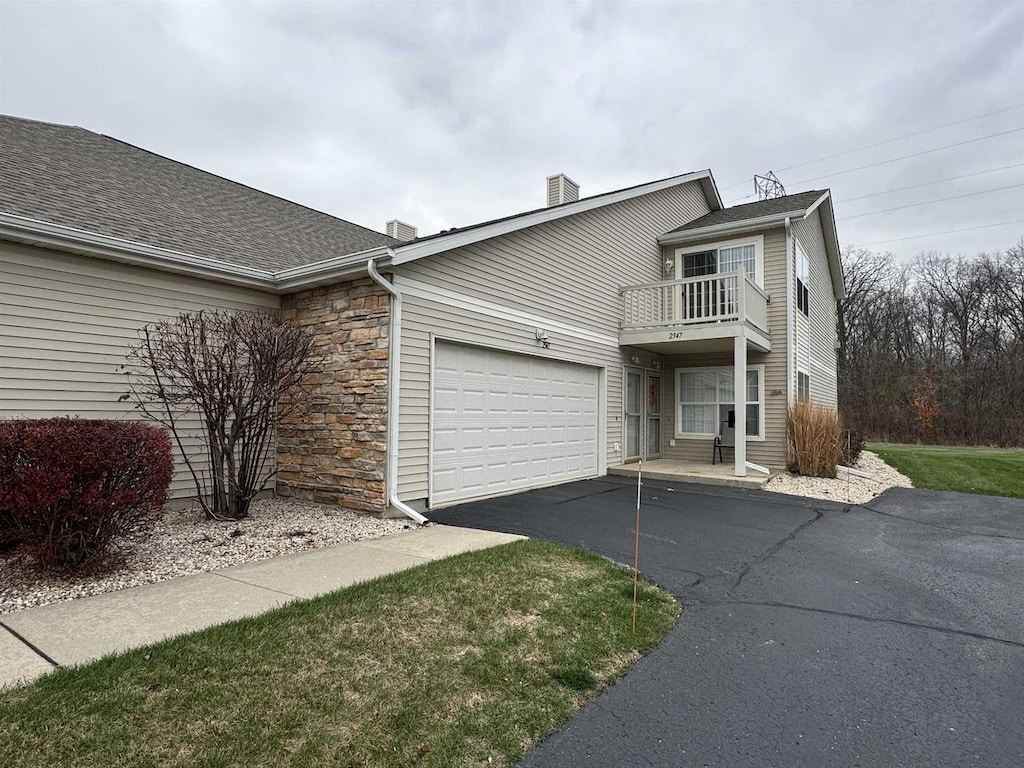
0,539 -> 678,767
870,443 -> 1024,498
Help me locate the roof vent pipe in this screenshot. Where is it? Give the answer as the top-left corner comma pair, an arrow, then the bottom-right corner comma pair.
546,173 -> 579,207
385,220 -> 418,241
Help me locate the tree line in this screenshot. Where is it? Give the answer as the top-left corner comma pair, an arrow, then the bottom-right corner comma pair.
838,238 -> 1024,446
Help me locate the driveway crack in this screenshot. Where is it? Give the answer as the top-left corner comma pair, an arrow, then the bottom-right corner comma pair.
727,509 -> 824,596
704,599 -> 1024,650
856,504 -> 1024,541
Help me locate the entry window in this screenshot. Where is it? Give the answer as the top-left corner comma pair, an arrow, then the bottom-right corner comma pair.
677,367 -> 762,438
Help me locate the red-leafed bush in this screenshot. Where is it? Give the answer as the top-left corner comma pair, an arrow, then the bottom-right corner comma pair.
0,419 -> 173,569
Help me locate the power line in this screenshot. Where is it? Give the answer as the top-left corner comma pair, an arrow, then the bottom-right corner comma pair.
850,219 -> 1024,248
777,102 -> 1024,173
837,161 -> 1024,203
791,127 -> 1024,187
837,182 -> 1024,221
718,102 -> 1024,194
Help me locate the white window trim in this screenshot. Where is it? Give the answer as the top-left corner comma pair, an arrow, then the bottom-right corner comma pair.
675,234 -> 765,287
795,239 -> 810,317
797,368 -> 810,401
674,364 -> 766,441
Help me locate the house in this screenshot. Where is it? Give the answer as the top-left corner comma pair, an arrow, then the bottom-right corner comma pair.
0,115 -> 844,521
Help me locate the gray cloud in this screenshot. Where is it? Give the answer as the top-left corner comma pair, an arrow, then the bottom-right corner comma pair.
1,0 -> 1021,259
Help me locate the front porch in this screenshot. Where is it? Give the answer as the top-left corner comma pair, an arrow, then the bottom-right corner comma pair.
620,266 -> 774,481
608,460 -> 769,490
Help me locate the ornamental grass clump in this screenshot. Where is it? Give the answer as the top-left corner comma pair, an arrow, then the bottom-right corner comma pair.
786,400 -> 843,478
0,418 -> 172,569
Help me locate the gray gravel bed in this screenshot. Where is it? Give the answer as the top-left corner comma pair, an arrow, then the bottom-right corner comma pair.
0,498 -> 413,614
763,450 -> 914,504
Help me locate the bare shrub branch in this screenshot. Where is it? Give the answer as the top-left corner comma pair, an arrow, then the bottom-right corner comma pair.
121,310 -> 323,520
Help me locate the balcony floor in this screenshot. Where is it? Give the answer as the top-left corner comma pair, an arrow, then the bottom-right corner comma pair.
608,459 -> 769,490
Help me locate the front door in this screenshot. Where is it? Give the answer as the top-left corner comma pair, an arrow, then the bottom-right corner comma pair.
646,372 -> 662,459
624,367 -> 643,462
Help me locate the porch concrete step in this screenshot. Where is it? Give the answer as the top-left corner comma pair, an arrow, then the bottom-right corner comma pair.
608,464 -> 768,490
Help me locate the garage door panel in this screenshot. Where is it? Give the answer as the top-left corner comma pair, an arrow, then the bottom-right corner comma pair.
431,343 -> 600,505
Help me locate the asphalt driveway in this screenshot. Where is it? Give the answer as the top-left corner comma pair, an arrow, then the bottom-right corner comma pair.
430,478 -> 1024,767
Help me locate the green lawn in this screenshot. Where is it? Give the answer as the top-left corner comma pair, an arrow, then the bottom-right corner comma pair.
870,443 -> 1024,498
0,540 -> 678,768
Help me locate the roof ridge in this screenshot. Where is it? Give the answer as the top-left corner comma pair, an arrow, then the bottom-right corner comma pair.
406,169 -> 710,245
0,112 -> 86,132
724,189 -> 827,210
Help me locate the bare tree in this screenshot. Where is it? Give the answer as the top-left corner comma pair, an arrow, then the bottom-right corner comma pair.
121,310 -> 322,520
839,237 -> 1024,446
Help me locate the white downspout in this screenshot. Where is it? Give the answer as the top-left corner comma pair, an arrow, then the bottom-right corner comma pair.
784,216 -> 795,404
368,256 -> 429,525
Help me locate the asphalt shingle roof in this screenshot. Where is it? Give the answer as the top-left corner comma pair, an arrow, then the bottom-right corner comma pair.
0,115 -> 399,272
665,189 -> 827,235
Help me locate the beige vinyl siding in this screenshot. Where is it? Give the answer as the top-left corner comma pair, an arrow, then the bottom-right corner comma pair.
1,242 -> 281,499
391,182 -> 711,504
658,227 -> 789,470
793,211 -> 839,407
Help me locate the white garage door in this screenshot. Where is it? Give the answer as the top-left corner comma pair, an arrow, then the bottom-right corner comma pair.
431,343 -> 600,506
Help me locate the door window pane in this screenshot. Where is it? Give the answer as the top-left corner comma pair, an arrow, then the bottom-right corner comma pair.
648,376 -> 661,415
647,417 -> 660,456
719,244 -> 756,277
626,371 -> 642,413
683,251 -> 716,277
626,415 -> 640,458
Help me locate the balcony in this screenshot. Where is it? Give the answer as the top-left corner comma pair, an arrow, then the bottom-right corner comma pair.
619,269 -> 771,352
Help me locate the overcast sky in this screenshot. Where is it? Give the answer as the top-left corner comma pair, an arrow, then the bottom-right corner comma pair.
1,0 -> 1022,261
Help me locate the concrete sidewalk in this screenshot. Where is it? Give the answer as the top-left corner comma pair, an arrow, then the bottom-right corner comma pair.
0,524 -> 524,690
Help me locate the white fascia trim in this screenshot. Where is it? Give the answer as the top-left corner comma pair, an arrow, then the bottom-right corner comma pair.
273,246 -> 392,291
658,210 -> 805,246
802,191 -> 831,220
390,170 -> 717,266
394,275 -> 620,347
0,211 -> 401,294
800,191 -> 845,300
785,216 -> 796,404
0,212 -> 276,290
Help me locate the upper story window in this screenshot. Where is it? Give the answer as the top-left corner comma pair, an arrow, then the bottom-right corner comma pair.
797,371 -> 810,401
796,244 -> 810,316
676,235 -> 764,286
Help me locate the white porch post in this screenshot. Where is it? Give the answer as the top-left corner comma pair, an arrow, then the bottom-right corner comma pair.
734,330 -> 747,477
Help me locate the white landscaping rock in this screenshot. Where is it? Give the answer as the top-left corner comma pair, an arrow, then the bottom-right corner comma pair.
763,450 -> 913,505
0,498 -> 412,614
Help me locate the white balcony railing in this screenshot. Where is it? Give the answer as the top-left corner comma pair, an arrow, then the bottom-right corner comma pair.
620,268 -> 769,334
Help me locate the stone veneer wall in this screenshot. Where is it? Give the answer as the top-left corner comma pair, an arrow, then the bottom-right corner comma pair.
276,277 -> 390,513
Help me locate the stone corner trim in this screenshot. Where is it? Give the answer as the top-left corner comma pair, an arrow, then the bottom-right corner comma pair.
276,277 -> 390,514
